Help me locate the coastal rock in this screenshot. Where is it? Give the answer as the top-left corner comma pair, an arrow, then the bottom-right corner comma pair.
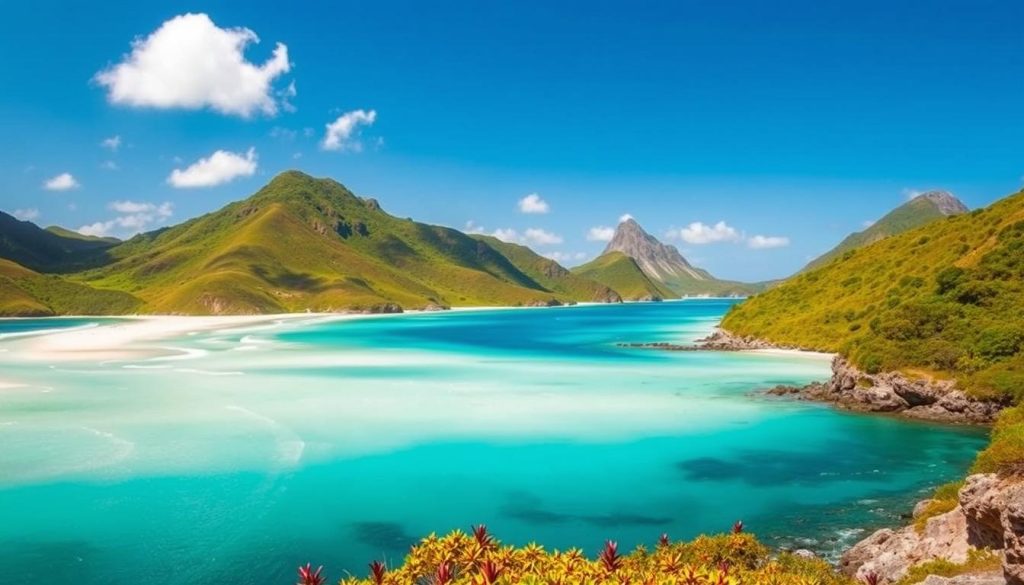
422,303 -> 448,312
527,298 -> 563,307
841,507 -> 970,583
696,328 -> 779,350
821,357 -> 1002,424
843,475 -> 1024,585
920,572 -> 1006,585
915,500 -> 940,520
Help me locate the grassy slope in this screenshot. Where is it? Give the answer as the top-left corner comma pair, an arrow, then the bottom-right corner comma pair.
724,189 -> 1024,475
0,211 -> 117,273
471,235 -> 622,302
572,252 -> 677,300
71,171 -> 579,314
802,196 -> 953,273
661,272 -> 766,296
0,258 -> 140,316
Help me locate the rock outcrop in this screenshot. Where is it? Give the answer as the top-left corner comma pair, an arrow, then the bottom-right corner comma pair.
841,474 -> 1024,585
695,328 -> 784,350
816,357 -> 1004,424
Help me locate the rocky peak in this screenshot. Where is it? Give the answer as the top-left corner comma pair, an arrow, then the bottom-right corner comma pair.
915,191 -> 969,216
603,219 -> 708,283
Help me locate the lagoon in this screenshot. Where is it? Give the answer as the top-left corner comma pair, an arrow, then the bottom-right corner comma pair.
0,300 -> 987,584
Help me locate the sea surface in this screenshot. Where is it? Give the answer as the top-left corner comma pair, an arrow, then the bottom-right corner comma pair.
0,300 -> 987,584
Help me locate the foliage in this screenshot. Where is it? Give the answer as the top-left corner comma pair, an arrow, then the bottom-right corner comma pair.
913,481 -> 963,532
972,405 -> 1024,476
314,526 -> 852,585
724,190 -> 1024,407
893,549 -> 1001,585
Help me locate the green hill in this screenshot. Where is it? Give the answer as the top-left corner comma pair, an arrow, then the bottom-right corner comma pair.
57,171 -> 610,314
470,235 -> 622,303
802,191 -> 968,273
0,258 -> 140,316
0,211 -> 118,273
724,188 -> 1024,405
572,251 -> 676,301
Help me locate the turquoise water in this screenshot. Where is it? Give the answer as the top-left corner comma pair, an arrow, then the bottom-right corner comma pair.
0,300 -> 987,584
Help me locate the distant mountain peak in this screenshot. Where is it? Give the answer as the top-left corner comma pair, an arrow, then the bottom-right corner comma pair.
912,190 -> 969,216
603,218 -> 708,282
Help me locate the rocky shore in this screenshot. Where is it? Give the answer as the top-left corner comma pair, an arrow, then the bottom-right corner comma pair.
841,474 -> 1024,585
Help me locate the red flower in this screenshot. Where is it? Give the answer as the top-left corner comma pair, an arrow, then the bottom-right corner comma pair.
658,533 -> 670,547
599,540 -> 622,573
863,572 -> 881,585
732,520 -> 744,534
479,560 -> 503,584
370,560 -> 386,585
297,563 -> 325,585
436,561 -> 454,585
473,524 -> 494,548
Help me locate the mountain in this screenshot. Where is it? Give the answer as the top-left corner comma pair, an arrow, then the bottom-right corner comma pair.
469,235 -> 622,303
574,219 -> 761,297
802,191 -> 968,272
0,171 -> 625,315
723,187 -> 1024,407
0,211 -> 118,273
572,251 -> 675,301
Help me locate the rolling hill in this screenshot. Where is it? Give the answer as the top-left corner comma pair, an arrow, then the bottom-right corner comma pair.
802,191 -> 968,272
0,171 -> 625,315
723,188 -> 1024,405
572,251 -> 675,301
0,258 -> 140,316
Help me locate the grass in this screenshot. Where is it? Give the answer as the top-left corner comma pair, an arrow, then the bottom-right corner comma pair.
913,481 -> 964,532
572,251 -> 677,300
893,549 -> 1002,585
972,405 -> 1024,476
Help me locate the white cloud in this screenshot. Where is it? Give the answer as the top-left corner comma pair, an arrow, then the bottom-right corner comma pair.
270,126 -> 297,141
523,228 -> 563,246
747,235 -> 790,249
587,226 -> 616,242
95,13 -> 292,118
862,219 -> 876,228
619,214 -> 634,223
463,221 -> 562,247
101,160 -> 119,171
674,221 -> 740,244
902,188 -> 923,200
168,147 -> 257,188
13,208 -> 40,221
544,251 -> 587,264
321,109 -> 377,151
101,135 -> 122,151
44,173 -> 79,191
518,193 -> 549,214
79,200 -> 173,237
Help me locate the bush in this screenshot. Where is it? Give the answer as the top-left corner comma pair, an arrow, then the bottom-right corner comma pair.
972,406 -> 1024,475
975,327 -> 1024,361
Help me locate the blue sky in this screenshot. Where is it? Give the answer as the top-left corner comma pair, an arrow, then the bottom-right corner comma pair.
1,0 -> 1022,280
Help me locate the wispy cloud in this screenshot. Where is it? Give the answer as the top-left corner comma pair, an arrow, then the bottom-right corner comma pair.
464,221 -> 563,247
100,135 -> 122,151
78,200 -> 173,237
747,235 -> 790,249
586,226 -> 616,242
668,221 -> 741,244
321,109 -> 377,151
12,208 -> 40,221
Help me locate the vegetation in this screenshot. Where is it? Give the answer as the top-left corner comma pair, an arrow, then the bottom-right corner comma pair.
0,258 -> 140,316
572,252 -> 677,301
802,194 -> 965,273
0,171 -> 627,315
724,189 -> 1024,406
972,405 -> 1024,475
297,525 -> 851,585
892,549 -> 1001,585
913,481 -> 963,532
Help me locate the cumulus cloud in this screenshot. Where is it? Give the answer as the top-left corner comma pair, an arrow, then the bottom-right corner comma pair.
79,200 -> 173,237
95,13 -> 292,117
13,208 -> 40,221
463,221 -> 562,246
101,135 -> 122,151
321,109 -> 377,151
587,226 -> 616,242
672,221 -> 741,244
518,193 -> 549,214
168,147 -> 257,188
44,173 -> 79,191
747,235 -> 790,249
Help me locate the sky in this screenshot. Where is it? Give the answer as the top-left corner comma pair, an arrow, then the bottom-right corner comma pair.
1,1 -> 1022,281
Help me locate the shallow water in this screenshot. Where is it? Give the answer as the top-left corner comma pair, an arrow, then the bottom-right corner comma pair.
0,301 -> 987,584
